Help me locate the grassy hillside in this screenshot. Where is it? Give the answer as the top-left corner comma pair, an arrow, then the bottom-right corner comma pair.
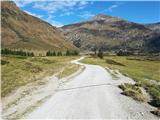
1,55 -> 79,97
1,1 -> 76,51
81,56 -> 160,107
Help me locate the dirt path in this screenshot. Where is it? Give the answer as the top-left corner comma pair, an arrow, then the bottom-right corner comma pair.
25,57 -> 158,119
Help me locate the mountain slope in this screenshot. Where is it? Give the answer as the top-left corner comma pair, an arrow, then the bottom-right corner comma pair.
144,22 -> 160,33
1,1 -> 76,51
62,14 -> 160,53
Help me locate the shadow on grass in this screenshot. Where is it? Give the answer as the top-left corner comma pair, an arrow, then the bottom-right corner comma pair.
150,109 -> 160,117
105,59 -> 125,66
148,99 -> 160,108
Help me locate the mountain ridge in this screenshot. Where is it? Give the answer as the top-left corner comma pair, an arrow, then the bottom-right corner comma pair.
61,14 -> 160,53
1,1 -> 76,51
144,22 -> 160,33
2,1 -> 160,53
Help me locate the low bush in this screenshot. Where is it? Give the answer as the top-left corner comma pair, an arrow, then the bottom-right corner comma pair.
117,50 -> 133,56
24,62 -> 43,73
144,84 -> 160,107
136,81 -> 160,107
119,83 -> 145,102
1,60 -> 9,65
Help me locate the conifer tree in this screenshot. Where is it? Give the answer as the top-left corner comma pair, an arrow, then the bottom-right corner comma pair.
97,49 -> 103,59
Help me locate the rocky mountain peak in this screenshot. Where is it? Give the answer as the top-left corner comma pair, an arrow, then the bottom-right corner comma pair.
91,14 -> 112,20
91,14 -> 123,23
62,14 -> 160,53
92,14 -> 118,20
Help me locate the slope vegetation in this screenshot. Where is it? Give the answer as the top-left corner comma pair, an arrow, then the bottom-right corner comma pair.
1,1 -> 76,51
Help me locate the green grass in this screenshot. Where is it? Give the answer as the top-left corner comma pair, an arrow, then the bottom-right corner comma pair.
143,82 -> 160,107
119,83 -> 145,101
1,55 -> 79,97
81,56 -> 160,81
81,55 -> 160,107
57,64 -> 81,79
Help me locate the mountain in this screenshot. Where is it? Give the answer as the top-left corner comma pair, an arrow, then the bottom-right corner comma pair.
61,14 -> 160,53
144,22 -> 160,33
1,1 -> 76,51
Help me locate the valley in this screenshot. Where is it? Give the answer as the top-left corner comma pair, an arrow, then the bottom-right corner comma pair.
22,57 -> 159,119
1,1 -> 160,119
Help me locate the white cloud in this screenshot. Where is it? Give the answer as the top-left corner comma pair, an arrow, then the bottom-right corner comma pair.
33,1 -> 78,14
79,11 -> 95,19
14,0 -> 91,26
106,2 -> 125,12
78,1 -> 89,10
51,21 -> 64,27
46,14 -> 63,27
33,1 -> 89,14
79,1 -> 88,6
14,0 -> 33,7
24,10 -> 43,18
108,5 -> 118,12
60,11 -> 74,16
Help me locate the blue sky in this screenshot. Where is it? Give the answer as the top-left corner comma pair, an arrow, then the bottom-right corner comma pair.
14,0 -> 160,27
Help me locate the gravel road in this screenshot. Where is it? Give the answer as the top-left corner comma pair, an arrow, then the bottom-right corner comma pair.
25,57 -> 158,119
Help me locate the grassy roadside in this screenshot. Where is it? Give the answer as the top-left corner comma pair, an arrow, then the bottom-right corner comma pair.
57,64 -> 81,79
14,95 -> 51,120
1,55 -> 79,97
119,83 -> 145,102
81,56 -> 160,107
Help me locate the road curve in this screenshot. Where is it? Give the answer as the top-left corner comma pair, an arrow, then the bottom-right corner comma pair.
25,57 -> 158,119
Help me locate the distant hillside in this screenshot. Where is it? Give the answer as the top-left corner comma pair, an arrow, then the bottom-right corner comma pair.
1,1 -> 76,51
62,14 -> 160,53
144,22 -> 160,33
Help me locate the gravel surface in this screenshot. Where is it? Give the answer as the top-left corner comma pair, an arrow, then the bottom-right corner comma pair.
25,57 -> 158,119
